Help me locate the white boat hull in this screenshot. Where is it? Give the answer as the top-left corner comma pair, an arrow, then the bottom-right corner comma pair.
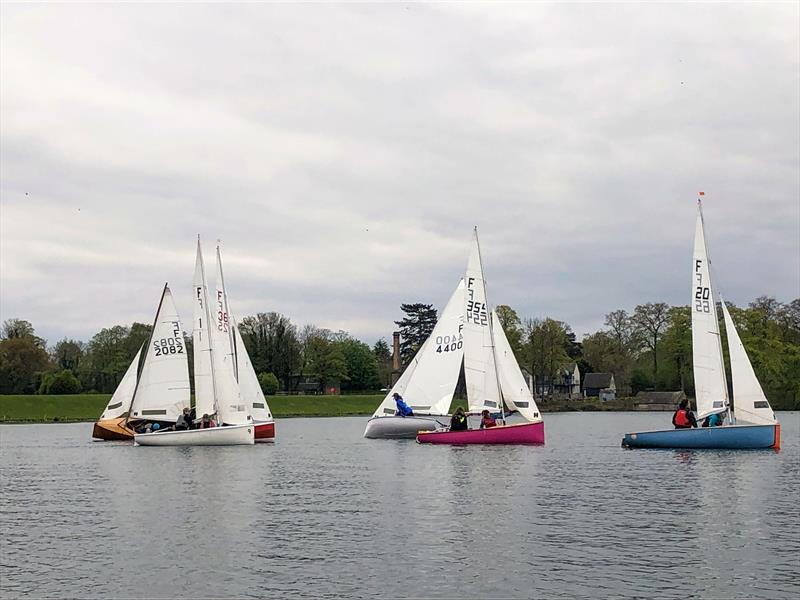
363,415 -> 445,439
134,424 -> 254,446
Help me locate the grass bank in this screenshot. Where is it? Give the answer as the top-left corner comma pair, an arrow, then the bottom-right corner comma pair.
0,394 -> 736,423
0,394 -> 384,423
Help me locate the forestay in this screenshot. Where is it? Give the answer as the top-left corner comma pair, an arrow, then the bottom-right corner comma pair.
691,203 -> 729,420
129,286 -> 190,422
721,301 -> 776,425
100,347 -> 141,420
371,280 -> 466,417
492,311 -> 541,422
463,229 -> 501,414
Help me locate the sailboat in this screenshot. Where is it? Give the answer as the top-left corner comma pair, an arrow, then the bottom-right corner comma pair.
622,199 -> 780,450
417,228 -> 544,445
363,279 -> 467,439
215,243 -> 275,441
134,239 -> 254,446
92,284 -> 192,440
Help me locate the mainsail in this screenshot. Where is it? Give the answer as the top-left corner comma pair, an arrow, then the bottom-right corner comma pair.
721,301 -> 776,425
463,228 -> 501,414
100,346 -> 142,420
372,279 -> 466,417
129,285 -> 190,422
492,310 -> 541,422
193,239 -> 216,419
691,202 -> 729,420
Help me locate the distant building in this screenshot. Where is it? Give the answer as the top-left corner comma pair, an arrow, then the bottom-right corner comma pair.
583,373 -> 616,400
524,364 -> 581,399
291,377 -> 341,395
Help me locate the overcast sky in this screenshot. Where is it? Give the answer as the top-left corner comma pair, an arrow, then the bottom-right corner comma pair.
1,2 -> 798,347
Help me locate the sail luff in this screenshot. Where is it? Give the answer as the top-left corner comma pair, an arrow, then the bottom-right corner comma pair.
721,300 -> 776,425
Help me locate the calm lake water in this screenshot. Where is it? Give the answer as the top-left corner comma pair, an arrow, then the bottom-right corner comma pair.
1,412 -> 799,599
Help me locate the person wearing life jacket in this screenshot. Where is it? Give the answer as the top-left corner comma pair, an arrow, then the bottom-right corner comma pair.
393,393 -> 414,417
479,409 -> 497,429
672,399 -> 698,429
450,406 -> 468,431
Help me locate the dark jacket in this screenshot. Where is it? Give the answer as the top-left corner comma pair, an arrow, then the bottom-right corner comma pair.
450,413 -> 468,431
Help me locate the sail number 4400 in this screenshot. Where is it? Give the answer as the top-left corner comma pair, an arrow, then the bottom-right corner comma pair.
436,334 -> 463,354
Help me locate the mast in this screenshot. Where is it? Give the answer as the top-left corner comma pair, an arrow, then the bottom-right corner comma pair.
697,198 -> 732,424
473,227 -> 506,425
125,282 -> 168,426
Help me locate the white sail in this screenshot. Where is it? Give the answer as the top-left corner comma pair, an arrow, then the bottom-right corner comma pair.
233,318 -> 273,422
721,301 -> 776,425
492,310 -> 542,422
463,228 -> 501,413
211,244 -> 249,426
99,347 -> 141,420
371,280 -> 466,417
691,202 -> 729,420
193,239 -> 216,419
129,285 -> 190,422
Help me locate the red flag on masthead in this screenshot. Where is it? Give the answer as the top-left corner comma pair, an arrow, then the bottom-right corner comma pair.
698,191 -> 705,195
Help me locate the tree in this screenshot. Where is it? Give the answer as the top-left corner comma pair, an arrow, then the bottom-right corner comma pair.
79,325 -> 132,393
238,313 -> 302,391
659,306 -> 692,393
495,305 -> 524,360
632,302 -> 671,388
395,303 -> 437,365
373,338 -> 392,387
40,369 -> 82,394
521,318 -> 571,397
630,369 -> 652,395
2,319 -> 44,347
0,336 -> 52,393
304,334 -> 347,390
339,338 -> 380,391
258,372 -> 279,396
51,338 -> 85,371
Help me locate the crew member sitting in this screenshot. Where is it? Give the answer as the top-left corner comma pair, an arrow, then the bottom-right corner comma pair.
200,414 -> 216,429
450,406 -> 468,431
672,399 -> 698,429
702,412 -> 724,428
480,409 -> 497,429
175,407 -> 191,431
393,393 -> 414,417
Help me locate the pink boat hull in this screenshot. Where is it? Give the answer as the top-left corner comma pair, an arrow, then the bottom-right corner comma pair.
416,421 -> 545,445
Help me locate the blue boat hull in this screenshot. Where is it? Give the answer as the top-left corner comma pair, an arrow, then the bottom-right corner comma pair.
622,423 -> 780,450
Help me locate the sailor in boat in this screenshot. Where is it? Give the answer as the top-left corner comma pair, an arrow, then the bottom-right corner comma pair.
702,412 -> 724,428
479,409 -> 497,429
199,414 -> 216,429
671,399 -> 698,429
450,407 -> 468,431
393,393 -> 414,417
175,408 -> 191,431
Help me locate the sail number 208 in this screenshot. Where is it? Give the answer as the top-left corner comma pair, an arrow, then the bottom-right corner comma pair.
694,259 -> 711,313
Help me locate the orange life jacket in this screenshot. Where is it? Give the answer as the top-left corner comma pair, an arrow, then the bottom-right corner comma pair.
674,409 -> 689,427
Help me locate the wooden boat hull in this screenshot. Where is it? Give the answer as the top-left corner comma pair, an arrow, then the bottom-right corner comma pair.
92,417 -> 135,441
254,420 -> 275,442
416,421 -> 545,445
134,424 -> 254,446
622,423 -> 780,450
363,415 -> 444,439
